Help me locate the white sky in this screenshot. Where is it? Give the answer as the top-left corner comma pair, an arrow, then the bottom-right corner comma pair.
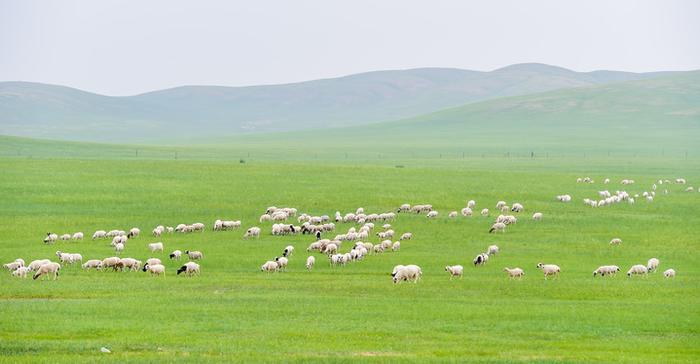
1,0 -> 698,95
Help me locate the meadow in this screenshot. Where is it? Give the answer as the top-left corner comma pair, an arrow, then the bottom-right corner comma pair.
1,144 -> 699,363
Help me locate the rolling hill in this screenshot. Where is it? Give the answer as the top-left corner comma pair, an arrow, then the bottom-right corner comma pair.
0,63 -> 682,142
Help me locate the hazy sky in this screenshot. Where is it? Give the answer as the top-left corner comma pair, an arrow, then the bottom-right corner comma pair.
1,0 -> 699,95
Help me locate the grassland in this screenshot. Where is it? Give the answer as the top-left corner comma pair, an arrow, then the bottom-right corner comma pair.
1,143 -> 699,362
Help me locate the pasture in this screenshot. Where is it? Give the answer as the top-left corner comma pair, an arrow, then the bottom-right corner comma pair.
1,152 -> 699,363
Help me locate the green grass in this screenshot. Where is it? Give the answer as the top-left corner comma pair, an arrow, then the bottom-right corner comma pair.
1,150 -> 699,363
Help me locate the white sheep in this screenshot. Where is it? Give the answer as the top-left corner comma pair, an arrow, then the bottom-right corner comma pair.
609,238 -> 622,245
392,265 -> 422,284
3,261 -> 22,271
186,250 -> 203,260
55,251 -> 74,264
448,211 -> 458,218
392,241 -> 401,251
92,230 -> 107,240
72,232 -> 84,240
82,260 -> 103,270
101,257 -> 121,270
536,263 -> 560,279
114,243 -> 125,254
32,262 -> 61,280
60,233 -> 71,241
627,264 -> 648,277
305,256 -> 315,270
12,266 -> 30,278
481,208 -> 489,217
177,262 -> 200,277
511,203 -> 524,212
275,257 -> 288,270
503,267 -> 524,279
146,258 -> 162,266
663,269 -> 676,278
445,265 -> 463,280
127,228 -> 140,238
467,200 -> 476,208
283,245 -> 295,257
27,259 -> 51,271
592,265 -> 620,277
473,253 -> 489,266
43,233 -> 58,244
169,250 -> 182,260
487,245 -> 499,255
261,260 -> 278,272
532,212 -> 543,221
461,207 -> 473,217
647,258 -> 660,272
489,222 -> 506,233
496,201 -> 506,209
15,258 -> 25,267
400,232 -> 413,240
143,263 -> 166,277
426,211 -> 438,218
148,242 -> 164,253
244,227 -> 261,239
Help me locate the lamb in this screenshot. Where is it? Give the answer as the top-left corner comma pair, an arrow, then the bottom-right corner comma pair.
400,232 -> 413,241
532,212 -> 543,221
496,201 -> 507,209
148,242 -> 164,253
186,250 -> 203,260
397,204 -> 411,213
609,238 -> 622,245
55,251 -> 74,264
473,253 -> 489,266
169,250 -> 182,260
556,194 -> 572,202
101,257 -> 121,270
536,263 -> 560,279
305,256 -> 315,270
92,230 -> 107,240
283,245 -> 295,257
481,208 -> 489,217
647,258 -> 660,272
15,258 -> 25,267
392,265 -> 422,284
461,207 -> 473,217
3,261 -> 22,271
177,262 -> 200,277
72,232 -> 84,240
487,245 -> 499,255
426,211 -> 438,218
448,211 -> 458,218
12,266 -> 30,278
627,264 -> 648,277
32,262 -> 61,280
111,235 -> 127,246
114,242 -> 125,254
489,222 -> 506,233
324,243 -> 338,255
60,234 -> 71,241
261,260 -> 279,272
511,203 -> 524,212
445,265 -> 463,279
329,254 -> 343,267
392,241 -> 401,251
275,257 -> 288,271
142,263 -> 166,277
152,227 -> 163,237
663,269 -> 676,278
81,259 -> 103,270
43,233 -> 58,244
69,253 -> 83,264
467,200 -> 476,208
118,258 -> 141,271
503,267 -> 524,279
244,227 -> 261,239
127,228 -> 140,238
593,265 -> 620,277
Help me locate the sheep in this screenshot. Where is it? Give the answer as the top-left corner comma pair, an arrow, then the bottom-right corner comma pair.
647,258 -> 660,272
445,265 -> 463,280
186,250 -> 203,260
72,232 -> 84,240
111,235 -> 127,246
244,227 -> 261,239
329,254 -> 343,267
32,262 -> 61,280
306,256 -> 315,270
399,232 -> 413,241
15,258 -> 25,267
152,227 -> 163,237
81,260 -> 103,270
532,212 -> 543,221
177,262 -> 200,277
496,201 -> 507,209
261,260 -> 279,272
604,178 -> 610,184
511,203 -> 524,212
60,233 -> 71,241
166,226 -> 174,233
397,204 -> 411,213
392,241 -> 401,251
169,250 -> 182,260
324,243 -> 338,255
69,253 -> 83,264
3,261 -> 22,271
392,265 -> 422,284
489,222 -> 506,233
663,269 -> 676,278
627,264 -> 648,277
487,245 -> 499,255
593,265 -> 620,277
114,242 -> 125,254
127,228 -> 140,238
146,258 -> 162,266
461,207 -> 473,217
28,259 -> 52,271
55,251 -> 74,264
274,257 -> 288,270
43,233 -> 58,244
92,230 -> 107,240
101,257 -> 121,270
283,245 -> 295,257
467,200 -> 476,208
556,195 -> 572,202
142,263 -> 166,277
12,266 -> 30,278
448,211 -> 458,218
473,253 -> 489,266
481,208 -> 489,217
148,242 -> 164,253
118,258 -> 141,271
503,267 -> 524,279
500,205 -> 510,213
536,263 -> 560,279
609,238 -> 622,245
426,211 -> 438,218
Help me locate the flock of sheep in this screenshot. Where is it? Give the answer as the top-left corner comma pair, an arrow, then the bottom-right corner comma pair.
3,176 -> 689,283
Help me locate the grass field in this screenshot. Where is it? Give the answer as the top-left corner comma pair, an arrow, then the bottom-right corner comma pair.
1,145 -> 699,363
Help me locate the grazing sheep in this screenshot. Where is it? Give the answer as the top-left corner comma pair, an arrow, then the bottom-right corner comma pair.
92,230 -> 107,240
481,208 -> 489,217
593,265 -> 620,277
261,260 -> 279,272
275,257 -> 288,271
72,232 -> 84,240
445,265 -> 463,280
473,253 -> 489,266
461,207 -> 473,217
28,259 -> 51,271
397,204 -> 411,213
487,245 -> 499,255
323,243 -> 338,255
148,242 -> 164,253
244,227 -> 261,239
118,258 -> 141,271
127,228 -> 140,238
489,222 -> 506,233
101,257 -> 121,270
186,250 -> 203,260
556,194 -> 572,202
647,258 -> 660,272
3,261 -> 22,271
60,234 -> 71,241
152,227 -> 163,237
503,267 -> 524,279
663,269 -> 676,278
15,258 -> 26,267
426,210 -> 438,218
69,253 -> 83,264
496,201 -> 506,209
400,232 -> 413,241
283,245 -> 295,257
82,260 -> 103,270
43,233 -> 58,244
532,212 -> 543,221
32,262 -> 61,280
627,264 -> 648,277
146,258 -> 162,266
392,265 -> 422,284
169,250 -> 182,260
114,243 -> 125,254
142,263 -> 166,277
177,262 -> 200,277
610,238 -> 622,245
448,211 -> 458,218
467,200 -> 476,208
392,241 -> 401,251
306,256 -> 315,270
55,251 -> 74,264
511,203 -> 524,212
536,263 -> 560,279
12,266 -> 30,278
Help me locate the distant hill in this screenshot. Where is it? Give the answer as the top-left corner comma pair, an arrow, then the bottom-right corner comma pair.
0,63 -> 682,142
